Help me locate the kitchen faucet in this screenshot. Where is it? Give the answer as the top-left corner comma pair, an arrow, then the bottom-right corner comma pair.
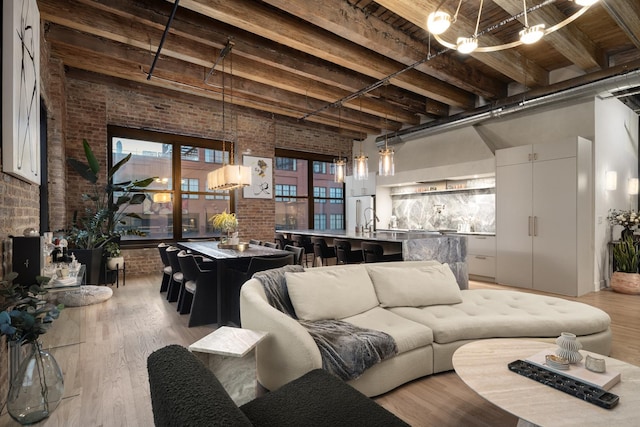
364,207 -> 379,232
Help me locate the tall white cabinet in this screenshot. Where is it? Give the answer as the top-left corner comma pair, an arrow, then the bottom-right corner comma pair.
495,137 -> 593,297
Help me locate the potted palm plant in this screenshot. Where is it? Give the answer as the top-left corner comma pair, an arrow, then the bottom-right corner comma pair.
611,235 -> 640,294
67,139 -> 155,283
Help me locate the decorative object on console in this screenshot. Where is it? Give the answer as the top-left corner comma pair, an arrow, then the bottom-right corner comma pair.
555,332 -> 583,364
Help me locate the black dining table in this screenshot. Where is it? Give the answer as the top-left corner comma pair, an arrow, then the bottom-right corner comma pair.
177,241 -> 290,326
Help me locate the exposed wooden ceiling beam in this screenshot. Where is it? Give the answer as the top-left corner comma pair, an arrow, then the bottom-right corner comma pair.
375,0 -> 549,87
601,0 -> 640,50
173,0 -> 477,109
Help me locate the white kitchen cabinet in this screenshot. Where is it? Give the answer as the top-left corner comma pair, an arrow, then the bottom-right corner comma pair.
495,138 -> 593,297
466,235 -> 496,280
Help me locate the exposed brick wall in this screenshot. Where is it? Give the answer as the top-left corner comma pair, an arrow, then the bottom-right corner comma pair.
61,75 -> 349,276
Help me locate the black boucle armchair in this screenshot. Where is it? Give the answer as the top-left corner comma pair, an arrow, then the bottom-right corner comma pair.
147,344 -> 409,427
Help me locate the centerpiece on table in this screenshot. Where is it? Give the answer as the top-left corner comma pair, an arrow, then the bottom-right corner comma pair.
607,208 -> 639,240
210,211 -> 239,245
0,273 -> 65,424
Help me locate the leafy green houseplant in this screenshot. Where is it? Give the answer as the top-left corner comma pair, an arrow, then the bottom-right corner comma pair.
67,139 -> 156,250
611,235 -> 640,294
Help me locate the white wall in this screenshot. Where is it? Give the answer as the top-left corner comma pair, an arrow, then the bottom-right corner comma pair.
594,96 -> 639,288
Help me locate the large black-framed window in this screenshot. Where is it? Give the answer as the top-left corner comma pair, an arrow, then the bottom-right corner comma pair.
274,148 -> 345,230
107,126 -> 233,246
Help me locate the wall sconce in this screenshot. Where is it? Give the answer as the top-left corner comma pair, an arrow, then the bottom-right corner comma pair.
605,171 -> 617,191
629,178 -> 639,195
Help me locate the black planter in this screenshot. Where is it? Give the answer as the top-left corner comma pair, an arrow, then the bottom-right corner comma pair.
69,248 -> 103,285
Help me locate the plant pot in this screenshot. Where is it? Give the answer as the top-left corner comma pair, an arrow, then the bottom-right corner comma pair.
69,248 -> 103,285
7,341 -> 64,425
107,256 -> 124,270
610,271 -> 640,294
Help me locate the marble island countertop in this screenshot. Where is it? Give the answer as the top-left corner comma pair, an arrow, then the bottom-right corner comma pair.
376,229 -> 495,237
278,229 -> 473,243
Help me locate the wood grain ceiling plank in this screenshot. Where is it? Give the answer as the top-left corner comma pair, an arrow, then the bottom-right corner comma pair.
261,0 -> 505,100
601,0 -> 640,50
375,0 -> 549,87
39,0 -> 416,126
493,0 -> 603,70
175,0 -> 476,109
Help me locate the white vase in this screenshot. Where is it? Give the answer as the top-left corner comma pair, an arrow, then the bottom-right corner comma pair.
107,256 -> 124,270
555,332 -> 583,364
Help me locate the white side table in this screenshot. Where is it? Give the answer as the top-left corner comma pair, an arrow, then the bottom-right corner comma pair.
189,326 -> 267,406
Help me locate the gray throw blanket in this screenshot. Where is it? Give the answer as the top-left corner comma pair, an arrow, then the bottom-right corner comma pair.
253,266 -> 398,381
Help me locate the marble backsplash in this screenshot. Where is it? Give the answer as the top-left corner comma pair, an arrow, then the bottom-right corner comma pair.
391,189 -> 495,233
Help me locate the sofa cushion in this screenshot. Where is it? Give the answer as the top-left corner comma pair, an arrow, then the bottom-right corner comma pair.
367,262 -> 462,308
286,264 -> 379,321
389,289 -> 611,344
342,307 -> 433,354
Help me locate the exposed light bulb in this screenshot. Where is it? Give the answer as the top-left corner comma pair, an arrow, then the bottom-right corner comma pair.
519,24 -> 545,44
334,158 -> 346,183
456,37 -> 478,54
378,148 -> 394,177
427,11 -> 452,35
353,154 -> 369,181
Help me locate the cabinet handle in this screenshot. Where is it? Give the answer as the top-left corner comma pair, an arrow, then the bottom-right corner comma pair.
528,153 -> 532,161
475,256 -> 487,260
533,216 -> 538,236
475,236 -> 487,240
533,153 -> 538,161
528,216 -> 533,236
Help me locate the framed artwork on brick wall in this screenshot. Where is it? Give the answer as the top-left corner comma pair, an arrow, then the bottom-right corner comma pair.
243,155 -> 272,199
2,0 -> 41,185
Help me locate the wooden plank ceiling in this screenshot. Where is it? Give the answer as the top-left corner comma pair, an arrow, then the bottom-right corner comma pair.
40,0 -> 640,139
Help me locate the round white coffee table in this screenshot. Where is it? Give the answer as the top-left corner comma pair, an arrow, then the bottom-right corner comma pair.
452,339 -> 640,427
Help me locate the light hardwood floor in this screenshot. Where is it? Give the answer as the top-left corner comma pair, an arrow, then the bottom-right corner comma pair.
1,276 -> 637,427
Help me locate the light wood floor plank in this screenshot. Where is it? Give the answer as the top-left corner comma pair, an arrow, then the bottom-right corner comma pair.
0,276 -> 636,426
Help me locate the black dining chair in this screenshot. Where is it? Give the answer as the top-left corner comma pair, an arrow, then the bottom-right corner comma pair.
274,233 -> 291,250
177,252 -> 200,314
284,244 -> 305,266
165,246 -> 183,303
264,241 -> 278,248
249,239 -> 262,245
186,258 -> 218,327
334,239 -> 363,264
361,241 -> 403,263
311,237 -> 336,267
291,234 -> 314,267
226,253 -> 294,326
157,243 -> 171,293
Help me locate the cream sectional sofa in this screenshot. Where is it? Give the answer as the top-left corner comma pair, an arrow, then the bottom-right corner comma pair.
240,261 -> 612,397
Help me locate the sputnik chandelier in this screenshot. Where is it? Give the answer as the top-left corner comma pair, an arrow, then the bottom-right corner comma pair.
427,0 -> 600,54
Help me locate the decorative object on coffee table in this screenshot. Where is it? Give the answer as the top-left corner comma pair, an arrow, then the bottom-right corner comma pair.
555,332 -> 583,364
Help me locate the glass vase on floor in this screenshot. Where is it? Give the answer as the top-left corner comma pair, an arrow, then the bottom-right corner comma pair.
7,341 -> 64,425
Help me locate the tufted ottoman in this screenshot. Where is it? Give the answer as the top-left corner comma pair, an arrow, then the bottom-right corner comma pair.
389,289 -> 612,372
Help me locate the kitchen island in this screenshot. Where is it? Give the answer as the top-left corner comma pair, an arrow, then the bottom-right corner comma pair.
277,229 -> 468,289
